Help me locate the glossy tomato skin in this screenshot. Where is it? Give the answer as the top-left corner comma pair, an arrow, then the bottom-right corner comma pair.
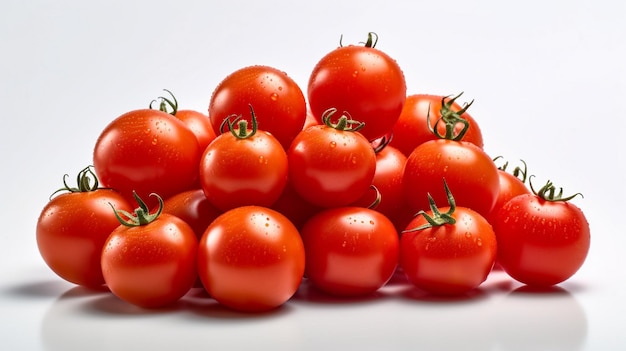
208,65 -> 306,149
288,124 -> 376,208
300,207 -> 399,297
486,170 -> 530,224
308,43 -> 406,142
351,145 -> 414,232
493,194 -> 590,287
403,139 -> 500,218
199,129 -> 288,212
36,190 -> 132,288
101,213 -> 198,308
400,206 -> 497,295
93,109 -> 201,203
161,189 -> 222,241
174,109 -> 217,154
197,206 -> 305,312
390,94 -> 484,157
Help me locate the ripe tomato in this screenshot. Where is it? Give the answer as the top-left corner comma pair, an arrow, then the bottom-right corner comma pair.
270,179 -> 323,230
300,206 -> 399,297
352,143 -> 413,232
161,189 -> 222,241
197,206 -> 305,312
93,108 -> 201,204
486,158 -> 531,224
208,65 -> 307,149
403,139 -> 500,218
400,181 -> 497,295
101,193 -> 198,308
390,93 -> 484,157
288,108 -> 376,208
151,89 -> 217,154
36,166 -> 132,288
493,178 -> 590,286
308,32 -> 407,142
199,107 -> 288,211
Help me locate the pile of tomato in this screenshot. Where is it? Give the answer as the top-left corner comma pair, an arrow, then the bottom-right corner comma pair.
35,33 -> 590,312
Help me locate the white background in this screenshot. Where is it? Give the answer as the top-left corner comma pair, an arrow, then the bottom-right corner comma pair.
1,0 -> 625,350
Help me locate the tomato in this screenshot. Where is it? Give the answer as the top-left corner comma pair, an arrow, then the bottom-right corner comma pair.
352,143 -> 413,232
403,139 -> 500,218
36,166 -> 132,288
300,206 -> 399,297
161,189 -> 222,241
151,89 -> 217,154
390,93 -> 484,157
493,178 -> 590,286
208,65 -> 306,149
270,179 -> 323,230
197,206 -> 305,312
400,181 -> 497,295
199,107 -> 288,211
101,193 -> 198,308
93,107 -> 200,204
288,108 -> 377,208
486,158 -> 531,224
308,32 -> 407,142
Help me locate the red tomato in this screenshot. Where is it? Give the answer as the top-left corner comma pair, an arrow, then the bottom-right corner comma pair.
300,206 -> 399,296
308,32 -> 407,142
197,206 -> 305,312
390,93 -> 484,157
486,159 -> 531,224
93,108 -> 200,203
199,108 -> 288,211
493,179 -> 590,286
175,109 -> 216,153
208,65 -> 306,149
288,109 -> 377,208
36,166 -> 132,288
403,139 -> 500,218
400,183 -> 497,295
161,189 -> 222,241
270,179 -> 323,230
352,143 -> 413,232
151,89 -> 217,154
101,193 -> 198,308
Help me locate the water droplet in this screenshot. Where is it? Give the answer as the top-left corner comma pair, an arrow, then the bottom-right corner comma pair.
465,232 -> 471,238
329,141 -> 337,148
352,70 -> 359,78
270,93 -> 279,101
278,86 -> 283,91
369,220 -> 375,225
152,138 -> 158,145
476,238 -> 483,246
258,155 -> 267,164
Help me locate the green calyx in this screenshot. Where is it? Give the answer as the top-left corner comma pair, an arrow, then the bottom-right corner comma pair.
50,165 -> 106,199
149,88 -> 178,115
403,179 -> 457,233
111,191 -> 163,227
494,156 -> 529,183
321,108 -> 365,132
427,92 -> 473,141
339,31 -> 378,48
219,104 -> 258,139
529,175 -> 583,202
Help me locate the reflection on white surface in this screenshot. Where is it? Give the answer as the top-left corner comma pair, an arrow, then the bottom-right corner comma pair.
38,271 -> 588,351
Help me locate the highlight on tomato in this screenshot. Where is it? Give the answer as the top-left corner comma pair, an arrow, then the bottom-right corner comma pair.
300,205 -> 399,297
308,32 -> 407,142
199,105 -> 288,212
197,206 -> 305,312
493,177 -> 590,287
288,108 -> 377,208
36,166 -> 132,288
101,192 -> 198,308
390,92 -> 484,157
400,179 -> 497,296
208,65 -> 307,149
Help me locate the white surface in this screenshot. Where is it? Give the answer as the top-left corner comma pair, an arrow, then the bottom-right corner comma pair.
1,1 -> 625,350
